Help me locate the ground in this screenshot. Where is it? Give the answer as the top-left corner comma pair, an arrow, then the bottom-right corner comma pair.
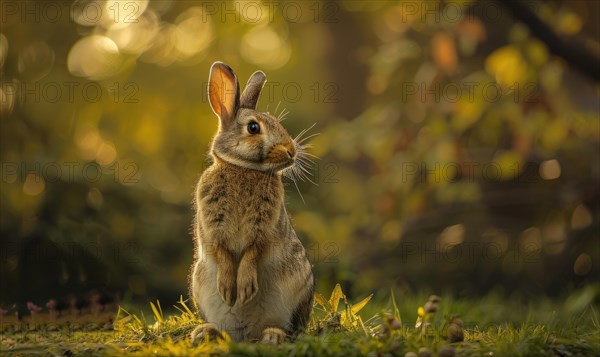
1,285 -> 598,356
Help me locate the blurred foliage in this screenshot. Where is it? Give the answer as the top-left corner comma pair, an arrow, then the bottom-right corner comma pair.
1,0 -> 599,306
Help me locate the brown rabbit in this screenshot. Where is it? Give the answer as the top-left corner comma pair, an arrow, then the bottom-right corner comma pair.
189,62 -> 314,344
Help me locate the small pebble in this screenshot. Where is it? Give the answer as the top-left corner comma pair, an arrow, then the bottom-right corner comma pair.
424,301 -> 438,313
418,347 -> 432,357
450,317 -> 463,326
428,295 -> 441,303
404,352 -> 418,357
378,323 -> 389,336
389,341 -> 401,352
438,346 -> 455,357
448,318 -> 464,343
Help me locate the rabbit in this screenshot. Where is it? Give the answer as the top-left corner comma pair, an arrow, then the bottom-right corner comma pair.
189,62 -> 314,344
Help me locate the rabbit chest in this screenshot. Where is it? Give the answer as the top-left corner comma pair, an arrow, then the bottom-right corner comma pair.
196,160 -> 284,257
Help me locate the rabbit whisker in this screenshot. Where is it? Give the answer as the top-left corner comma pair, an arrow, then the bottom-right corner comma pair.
274,101 -> 281,118
292,178 -> 306,204
297,170 -> 317,186
296,150 -> 316,161
296,132 -> 320,145
294,123 -> 317,140
277,108 -> 289,122
280,122 -> 320,201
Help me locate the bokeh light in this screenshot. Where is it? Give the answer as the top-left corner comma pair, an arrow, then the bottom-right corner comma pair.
67,35 -> 123,80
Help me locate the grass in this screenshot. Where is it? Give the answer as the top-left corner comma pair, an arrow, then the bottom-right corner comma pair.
1,285 -> 599,356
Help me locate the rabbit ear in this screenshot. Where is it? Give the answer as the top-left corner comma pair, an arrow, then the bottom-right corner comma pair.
208,62 -> 240,127
240,70 -> 266,110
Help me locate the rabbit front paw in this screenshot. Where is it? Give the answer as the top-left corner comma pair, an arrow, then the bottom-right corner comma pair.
191,323 -> 223,344
261,327 -> 286,344
217,270 -> 236,306
237,268 -> 258,305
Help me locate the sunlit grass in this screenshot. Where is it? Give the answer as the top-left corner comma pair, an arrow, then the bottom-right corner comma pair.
1,285 -> 599,356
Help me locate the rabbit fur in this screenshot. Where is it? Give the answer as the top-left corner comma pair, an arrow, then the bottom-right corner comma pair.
189,62 -> 314,344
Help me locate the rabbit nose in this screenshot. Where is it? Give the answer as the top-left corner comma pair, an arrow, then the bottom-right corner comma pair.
286,144 -> 296,158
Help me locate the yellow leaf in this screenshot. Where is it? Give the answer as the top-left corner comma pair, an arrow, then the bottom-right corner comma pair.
314,293 -> 330,310
178,295 -> 194,317
454,96 -> 485,131
557,12 -> 582,35
351,294 -> 373,315
527,40 -> 548,66
492,151 -> 523,180
329,284 -> 345,312
485,45 -> 526,88
391,289 -> 401,322
541,119 -> 568,151
341,312 -> 350,328
150,301 -> 163,323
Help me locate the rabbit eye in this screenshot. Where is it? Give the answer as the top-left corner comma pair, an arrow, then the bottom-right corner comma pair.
247,121 -> 260,134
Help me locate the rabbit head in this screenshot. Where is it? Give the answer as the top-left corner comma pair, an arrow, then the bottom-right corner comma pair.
207,62 -> 300,173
